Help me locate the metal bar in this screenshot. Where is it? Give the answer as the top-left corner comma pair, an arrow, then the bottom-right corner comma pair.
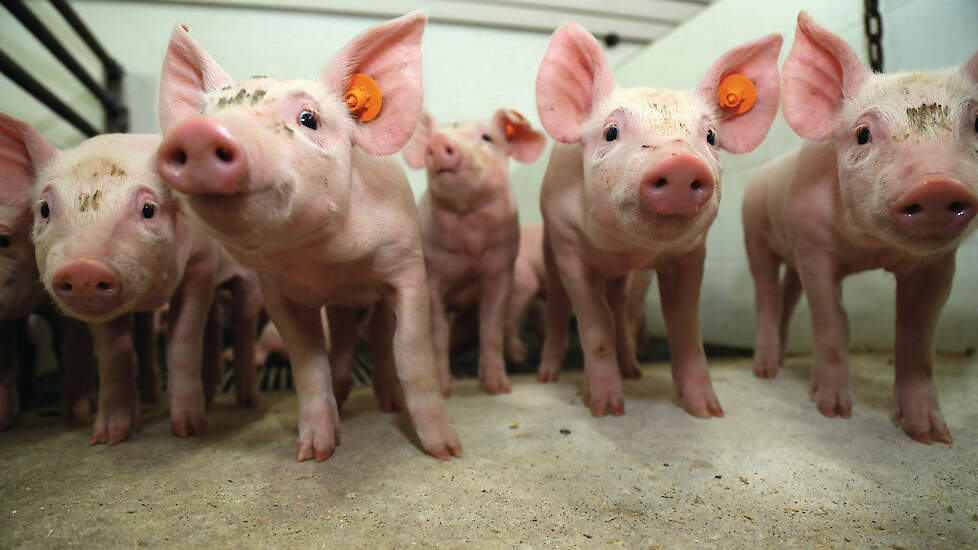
3,0 -> 121,112
0,48 -> 99,137
49,0 -> 124,80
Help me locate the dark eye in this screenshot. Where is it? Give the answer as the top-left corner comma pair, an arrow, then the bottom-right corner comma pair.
0,235 -> 10,248
856,126 -> 871,145
605,126 -> 618,141
142,203 -> 155,219
299,110 -> 318,130
706,129 -> 717,146
40,201 -> 50,219
482,134 -> 493,143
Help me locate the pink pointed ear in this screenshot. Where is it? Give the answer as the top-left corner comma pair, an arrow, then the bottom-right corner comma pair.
323,12 -> 426,156
0,113 -> 57,205
781,11 -> 868,141
961,49 -> 978,85
697,33 -> 782,154
535,23 -> 615,143
402,112 -> 434,169
158,24 -> 231,135
492,109 -> 547,163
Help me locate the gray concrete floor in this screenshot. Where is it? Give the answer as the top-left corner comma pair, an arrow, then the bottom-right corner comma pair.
1,354 -> 976,549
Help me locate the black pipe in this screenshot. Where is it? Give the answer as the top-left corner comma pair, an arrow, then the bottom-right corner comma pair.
3,0 -> 123,117
0,48 -> 99,137
49,0 -> 125,81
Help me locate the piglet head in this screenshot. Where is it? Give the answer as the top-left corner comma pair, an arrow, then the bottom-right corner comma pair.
536,23 -> 781,248
403,110 -> 545,207
20,131 -> 174,323
0,113 -> 55,318
156,13 -> 426,255
782,11 -> 978,255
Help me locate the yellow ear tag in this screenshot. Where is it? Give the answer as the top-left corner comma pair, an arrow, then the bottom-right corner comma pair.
717,74 -> 756,115
345,73 -> 382,122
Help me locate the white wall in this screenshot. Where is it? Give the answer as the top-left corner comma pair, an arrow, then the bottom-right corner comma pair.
512,0 -> 976,352
0,0 -> 641,196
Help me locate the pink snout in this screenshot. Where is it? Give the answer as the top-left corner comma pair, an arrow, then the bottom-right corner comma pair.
157,116 -> 246,195
890,179 -> 978,238
640,153 -> 715,216
52,259 -> 123,318
426,134 -> 460,174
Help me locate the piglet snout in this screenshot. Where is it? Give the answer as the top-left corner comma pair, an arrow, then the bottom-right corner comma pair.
427,134 -> 460,173
157,116 -> 246,195
52,259 -> 123,317
890,179 -> 978,238
640,153 -> 715,216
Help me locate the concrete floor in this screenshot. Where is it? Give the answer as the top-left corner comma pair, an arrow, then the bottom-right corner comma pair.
1,354 -> 976,549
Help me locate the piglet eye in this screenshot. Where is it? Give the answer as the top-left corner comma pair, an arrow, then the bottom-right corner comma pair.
605,126 -> 618,141
856,126 -> 871,145
482,134 -> 493,143
706,129 -> 717,146
0,235 -> 10,248
299,110 -> 318,130
142,203 -> 155,219
40,201 -> 50,219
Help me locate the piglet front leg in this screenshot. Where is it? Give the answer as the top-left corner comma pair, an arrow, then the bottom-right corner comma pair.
477,272 -> 513,394
391,268 -> 462,460
265,289 -> 340,462
369,302 -> 404,412
893,257 -> 955,444
657,245 -> 722,418
89,315 -> 140,444
60,318 -> 95,423
165,254 -> 217,437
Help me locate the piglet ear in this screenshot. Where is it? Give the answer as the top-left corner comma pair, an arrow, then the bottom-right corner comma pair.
492,109 -> 547,163
697,33 -> 782,154
781,11 -> 868,141
961,49 -> 978,85
535,23 -> 615,143
0,112 -> 57,205
402,112 -> 434,169
158,24 -> 232,135
323,12 -> 426,156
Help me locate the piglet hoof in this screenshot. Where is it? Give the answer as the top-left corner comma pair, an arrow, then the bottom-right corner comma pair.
374,387 -> 405,413
236,387 -> 260,409
584,377 -> 625,417
811,380 -> 853,419
90,404 -> 138,445
169,388 -> 207,437
619,358 -> 643,380
63,394 -> 93,425
296,397 -> 340,462
537,362 -> 561,383
505,340 -> 528,365
414,413 -> 463,461
892,384 -> 953,445
480,369 -> 512,395
752,352 -> 780,379
677,381 -> 724,419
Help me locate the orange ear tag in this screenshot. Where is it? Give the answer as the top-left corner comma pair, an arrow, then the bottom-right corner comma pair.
504,111 -> 527,139
345,73 -> 382,122
717,74 -> 756,115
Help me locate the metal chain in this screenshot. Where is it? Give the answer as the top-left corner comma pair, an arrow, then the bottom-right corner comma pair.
864,0 -> 884,73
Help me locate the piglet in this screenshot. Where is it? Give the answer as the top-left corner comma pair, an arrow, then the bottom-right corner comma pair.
155,13 -> 461,461
504,222 -> 546,364
743,12 -> 978,443
2,116 -> 261,444
403,110 -> 546,393
0,117 -> 96,428
535,24 -> 781,417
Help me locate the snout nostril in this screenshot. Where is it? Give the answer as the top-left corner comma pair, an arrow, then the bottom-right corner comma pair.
948,201 -> 966,214
215,147 -> 233,162
174,150 -> 187,165
60,282 -> 72,292
903,204 -> 923,215
691,180 -> 702,190
654,178 -> 667,188
96,282 -> 111,291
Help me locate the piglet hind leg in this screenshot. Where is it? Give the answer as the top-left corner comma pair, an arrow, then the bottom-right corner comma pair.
325,305 -> 358,410
609,274 -> 642,380
59,318 -> 95,423
132,312 -> 162,404
745,230 -> 789,379
89,315 -> 140,445
368,302 -> 404,412
0,319 -> 21,430
265,291 -> 340,462
892,259 -> 955,444
390,270 -> 462,460
537,238 -> 571,383
165,257 -> 217,437
229,275 -> 262,408
797,256 -> 853,419
657,245 -> 723,419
